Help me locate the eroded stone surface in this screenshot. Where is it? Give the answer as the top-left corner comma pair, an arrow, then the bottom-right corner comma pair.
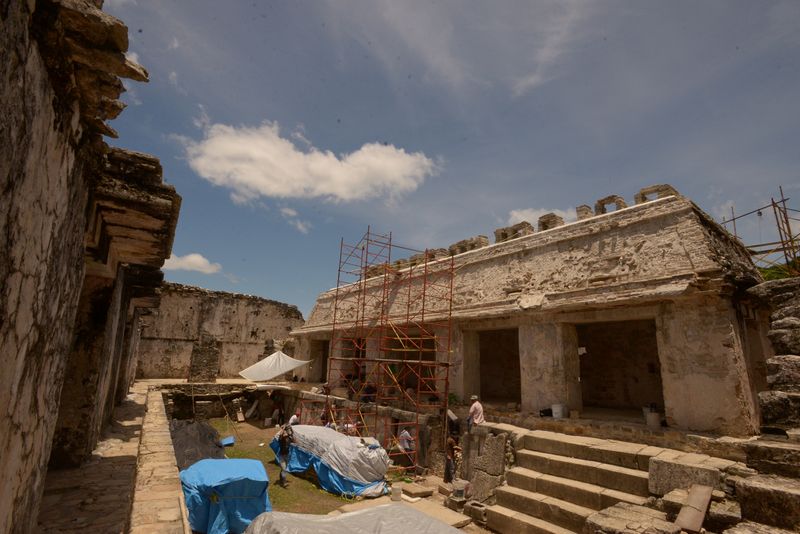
736,475 -> 800,530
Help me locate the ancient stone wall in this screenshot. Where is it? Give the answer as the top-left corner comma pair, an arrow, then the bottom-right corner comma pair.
136,283 -> 304,379
0,1 -> 179,530
300,193 -> 759,331
0,3 -> 91,526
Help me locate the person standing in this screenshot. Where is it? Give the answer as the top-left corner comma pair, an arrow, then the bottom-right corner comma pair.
444,434 -> 462,483
288,409 -> 300,426
467,394 -> 484,432
277,425 -> 293,488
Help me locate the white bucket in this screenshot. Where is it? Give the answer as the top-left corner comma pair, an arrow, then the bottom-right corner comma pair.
391,485 -> 402,501
646,411 -> 661,429
452,480 -> 467,499
552,404 -> 566,419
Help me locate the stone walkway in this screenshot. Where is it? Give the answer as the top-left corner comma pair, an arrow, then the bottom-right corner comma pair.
128,387 -> 187,533
37,383 -> 147,533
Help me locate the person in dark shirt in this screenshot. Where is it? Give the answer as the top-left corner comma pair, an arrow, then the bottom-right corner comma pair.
277,426 -> 293,488
444,435 -> 462,483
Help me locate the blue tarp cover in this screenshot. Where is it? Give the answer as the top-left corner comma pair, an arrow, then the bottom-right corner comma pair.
180,458 -> 271,534
270,425 -> 388,498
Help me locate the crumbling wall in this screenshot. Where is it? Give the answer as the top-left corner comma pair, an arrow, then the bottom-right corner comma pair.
1,1 -> 179,529
0,3 -> 91,526
136,283 -> 304,379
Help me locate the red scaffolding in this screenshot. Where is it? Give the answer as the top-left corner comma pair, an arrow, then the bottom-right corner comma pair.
305,227 -> 454,469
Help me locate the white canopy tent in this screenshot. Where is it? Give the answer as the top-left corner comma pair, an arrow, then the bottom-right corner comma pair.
239,350 -> 310,382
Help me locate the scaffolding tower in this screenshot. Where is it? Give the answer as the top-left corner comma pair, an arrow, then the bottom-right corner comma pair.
307,227 -> 455,469
722,186 -> 799,278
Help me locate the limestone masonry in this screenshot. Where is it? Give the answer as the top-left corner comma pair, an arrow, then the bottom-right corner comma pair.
1,1 -> 179,531
294,187 -> 772,437
135,283 -> 304,381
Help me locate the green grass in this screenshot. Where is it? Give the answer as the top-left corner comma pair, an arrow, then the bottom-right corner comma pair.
208,418 -> 348,514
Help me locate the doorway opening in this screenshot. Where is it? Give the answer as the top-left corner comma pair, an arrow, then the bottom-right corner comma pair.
576,320 -> 664,416
478,328 -> 521,404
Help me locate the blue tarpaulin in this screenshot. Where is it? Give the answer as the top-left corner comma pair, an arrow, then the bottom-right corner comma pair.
180,458 -> 271,534
270,425 -> 388,498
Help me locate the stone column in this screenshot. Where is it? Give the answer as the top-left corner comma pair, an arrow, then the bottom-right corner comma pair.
188,332 -> 221,382
656,297 -> 759,436
519,321 -> 582,413
49,268 -> 128,467
461,330 -> 480,400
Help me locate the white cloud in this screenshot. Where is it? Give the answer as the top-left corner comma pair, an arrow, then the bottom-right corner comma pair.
169,37 -> 180,50
512,1 -> 588,96
167,70 -> 187,95
121,79 -> 142,106
180,119 -> 438,203
163,253 -> 222,274
508,207 -> 573,226
280,206 -> 311,234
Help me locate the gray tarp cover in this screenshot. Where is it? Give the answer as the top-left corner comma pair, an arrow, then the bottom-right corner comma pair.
291,425 -> 388,490
244,503 -> 461,534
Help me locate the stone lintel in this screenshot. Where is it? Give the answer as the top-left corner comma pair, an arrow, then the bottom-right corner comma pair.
594,194 -> 628,215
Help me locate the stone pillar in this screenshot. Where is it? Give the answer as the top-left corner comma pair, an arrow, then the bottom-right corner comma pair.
656,298 -> 759,436
116,309 -> 143,404
461,330 -> 481,400
49,268 -> 128,467
519,322 -> 582,413
188,333 -> 221,382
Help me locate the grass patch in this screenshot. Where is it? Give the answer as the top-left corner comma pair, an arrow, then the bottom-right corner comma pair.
208,418 -> 348,514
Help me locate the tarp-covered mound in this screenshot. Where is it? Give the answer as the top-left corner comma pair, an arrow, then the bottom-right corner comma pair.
180,458 -> 271,534
245,503 -> 461,534
270,425 -> 389,497
170,419 -> 225,470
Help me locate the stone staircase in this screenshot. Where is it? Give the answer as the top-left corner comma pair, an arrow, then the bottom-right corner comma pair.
487,430 -> 654,533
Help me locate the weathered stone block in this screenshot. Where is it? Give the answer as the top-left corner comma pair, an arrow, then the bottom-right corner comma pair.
768,329 -> 800,356
472,432 -> 507,476
736,475 -> 800,530
576,204 -> 593,220
759,390 -> 800,427
463,500 -> 488,524
494,221 -> 534,243
634,184 -> 680,204
594,194 -> 628,214
744,440 -> 800,478
766,355 -> 800,392
469,471 -> 503,502
584,503 -> 680,534
649,457 -> 722,495
537,212 -> 565,231
724,521 -> 797,534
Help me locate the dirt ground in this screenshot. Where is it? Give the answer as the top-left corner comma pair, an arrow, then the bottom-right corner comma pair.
208,418 -> 348,514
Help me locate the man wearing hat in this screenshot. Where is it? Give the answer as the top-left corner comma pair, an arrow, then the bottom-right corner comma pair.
467,394 -> 485,432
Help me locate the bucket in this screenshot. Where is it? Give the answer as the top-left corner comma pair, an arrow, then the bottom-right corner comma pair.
646,411 -> 661,429
552,404 -> 566,419
452,480 -> 467,499
263,417 -> 272,428
391,485 -> 402,501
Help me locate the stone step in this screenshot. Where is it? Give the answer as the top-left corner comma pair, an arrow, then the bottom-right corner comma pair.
759,390 -> 800,427
495,485 -> 594,531
517,450 -> 650,496
735,475 -> 800,531
487,505 -> 576,534
522,430 -> 664,471
506,466 -> 648,510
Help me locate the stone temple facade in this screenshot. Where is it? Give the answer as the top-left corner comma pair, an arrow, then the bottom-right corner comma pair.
293,186 -> 773,437
135,283 -> 304,381
1,1 -> 179,531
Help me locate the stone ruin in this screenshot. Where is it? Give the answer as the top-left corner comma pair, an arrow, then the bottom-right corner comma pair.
134,282 -> 305,382
1,0 -> 179,529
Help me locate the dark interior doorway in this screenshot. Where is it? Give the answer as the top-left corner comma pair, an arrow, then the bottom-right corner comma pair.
576,320 -> 664,411
309,339 -> 329,382
478,329 -> 521,403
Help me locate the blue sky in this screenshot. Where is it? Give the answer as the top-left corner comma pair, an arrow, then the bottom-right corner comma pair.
105,0 -> 800,317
